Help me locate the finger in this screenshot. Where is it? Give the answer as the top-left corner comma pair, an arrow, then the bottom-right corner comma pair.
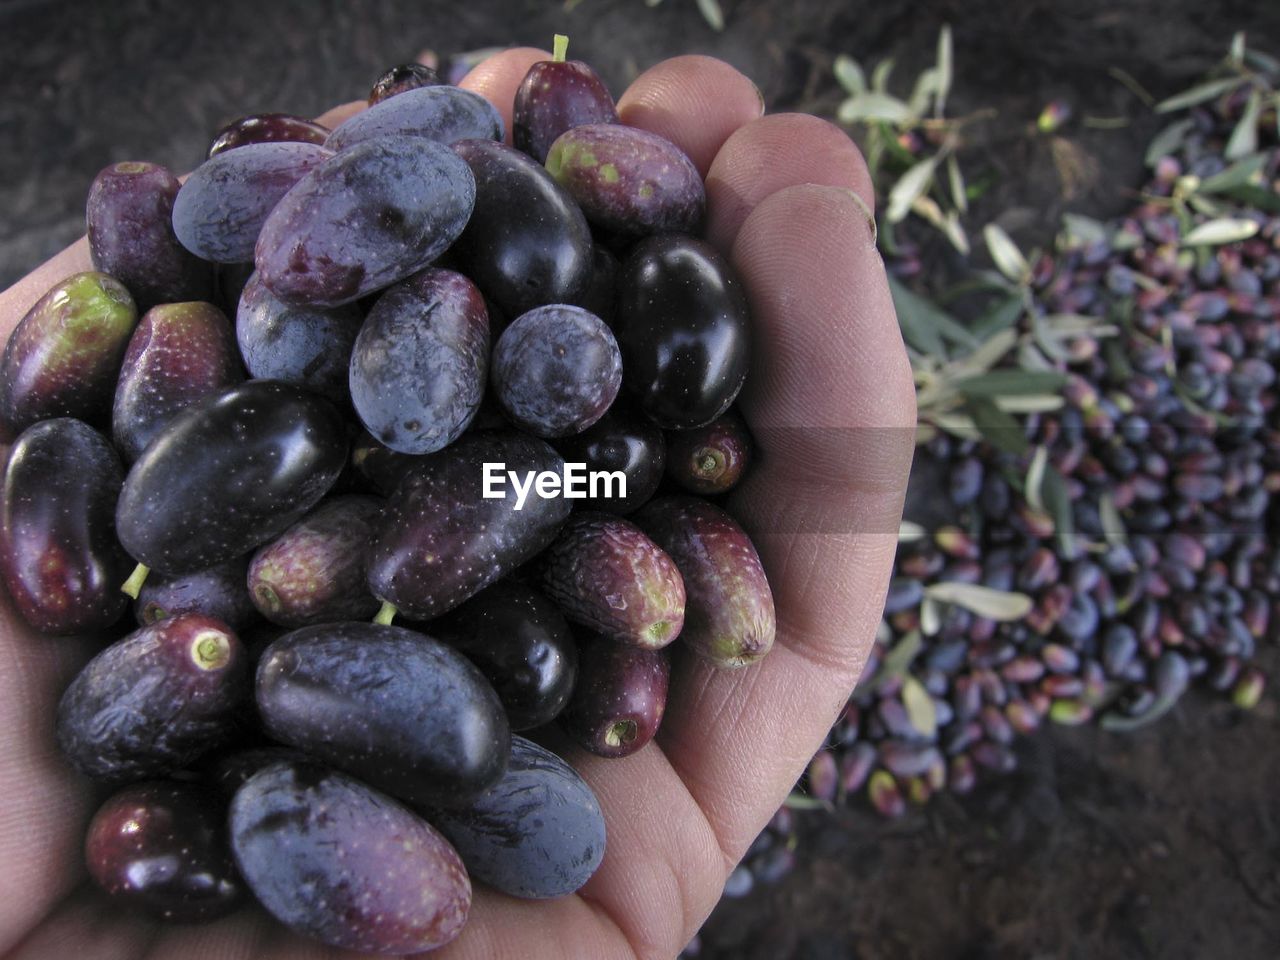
314,100 -> 366,129
704,113 -> 875,254
0,612 -> 101,952
617,55 -> 764,177
655,184 -> 915,861
459,47 -> 552,146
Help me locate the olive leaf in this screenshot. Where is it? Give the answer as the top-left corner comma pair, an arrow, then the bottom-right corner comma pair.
1099,490 -> 1127,544
1154,76 -> 1243,113
1025,445 -> 1049,511
1181,218 -> 1260,246
1225,89 -> 1262,160
920,596 -> 941,637
934,25 -> 953,117
983,224 -> 1031,283
694,0 -> 725,30
963,396 -> 1028,456
994,395 -> 1064,413
783,792 -> 829,810
1198,152 -> 1268,193
874,629 -> 923,687
898,521 -> 927,542
968,293 -> 1023,341
901,675 -> 938,738
1144,118 -> 1194,165
923,582 -> 1033,620
955,369 -> 1068,396
872,57 -> 896,93
1040,463 -> 1075,554
1219,183 -> 1280,214
1061,212 -> 1109,245
946,154 -> 968,213
887,156 -> 940,223
888,276 -> 978,357
837,92 -> 914,126
834,54 -> 866,95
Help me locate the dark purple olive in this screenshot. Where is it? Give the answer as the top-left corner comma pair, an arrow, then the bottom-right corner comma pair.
491,304 -> 621,438
635,496 -> 774,668
247,495 -> 382,626
450,138 -> 593,317
664,409 -> 752,494
0,272 -> 138,436
135,555 -> 258,631
551,404 -> 666,514
207,113 -> 330,157
255,622 -> 510,807
86,781 -> 242,923
369,63 -> 444,104
348,268 -> 489,455
229,760 -> 470,953
115,380 -> 348,577
113,301 -> 244,462
513,52 -> 618,163
86,161 -> 215,310
614,234 -> 751,429
366,431 -> 572,620
1,418 -> 129,634
418,736 -> 605,899
56,614 -> 249,781
429,581 -> 578,730
560,634 -> 669,758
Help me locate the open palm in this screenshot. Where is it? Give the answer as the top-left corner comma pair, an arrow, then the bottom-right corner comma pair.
0,50 -> 915,960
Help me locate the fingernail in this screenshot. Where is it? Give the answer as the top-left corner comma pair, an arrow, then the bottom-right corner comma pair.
837,187 -> 878,247
751,79 -> 766,117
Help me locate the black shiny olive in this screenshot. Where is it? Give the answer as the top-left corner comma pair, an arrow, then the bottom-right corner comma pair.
613,234 -> 751,430
429,581 -> 578,731
551,404 -> 666,514
450,138 -> 593,318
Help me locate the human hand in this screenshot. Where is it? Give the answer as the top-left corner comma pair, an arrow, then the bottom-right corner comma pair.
0,49 -> 915,960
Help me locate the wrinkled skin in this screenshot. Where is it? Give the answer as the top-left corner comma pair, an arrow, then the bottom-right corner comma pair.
0,53 -> 912,960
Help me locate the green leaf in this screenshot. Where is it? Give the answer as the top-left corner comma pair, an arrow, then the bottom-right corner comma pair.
1040,464 -> 1075,554
970,294 -> 1024,341
783,792 -> 829,810
834,54 -> 866,95
956,369 -> 1068,397
871,57 -> 896,93
1025,445 -> 1049,511
983,224 -> 1030,282
1229,31 -> 1246,69
1181,218 -> 1260,246
888,276 -> 977,356
836,92 -> 914,126
1061,212 -> 1109,246
887,156 -> 940,222
694,0 -> 725,30
1197,152 -> 1268,193
908,67 -> 940,119
1155,76 -> 1243,113
1219,183 -> 1280,214
924,582 -> 1033,620
935,25 -> 953,116
964,396 -> 1029,456
898,521 -> 926,542
1225,90 -> 1261,160
1244,48 -> 1280,75
875,629 -> 923,685
902,675 -> 938,738
947,153 -> 968,212
1099,490 -> 1127,544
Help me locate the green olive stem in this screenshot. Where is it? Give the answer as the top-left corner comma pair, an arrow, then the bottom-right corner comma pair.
373,599 -> 398,626
120,562 -> 150,599
553,33 -> 569,63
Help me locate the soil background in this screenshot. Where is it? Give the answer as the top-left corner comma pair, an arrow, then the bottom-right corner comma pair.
2,1 -> 1279,958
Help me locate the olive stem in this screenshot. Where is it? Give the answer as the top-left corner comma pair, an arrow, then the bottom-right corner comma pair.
553,33 -> 569,63
373,600 -> 398,626
120,562 -> 150,599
